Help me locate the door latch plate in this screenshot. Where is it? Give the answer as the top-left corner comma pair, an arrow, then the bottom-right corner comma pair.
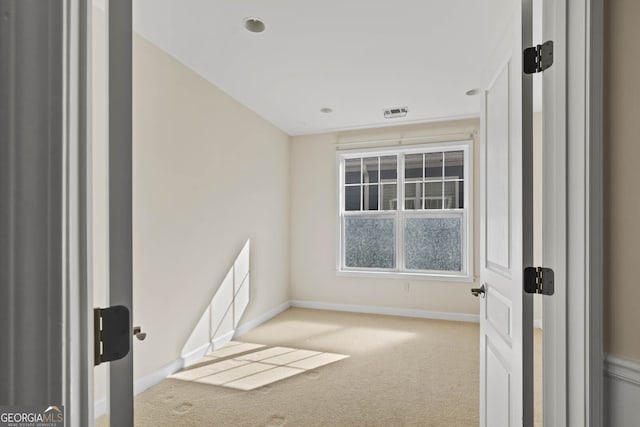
94,305 -> 131,366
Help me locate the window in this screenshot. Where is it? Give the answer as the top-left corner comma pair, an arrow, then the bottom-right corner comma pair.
338,142 -> 472,279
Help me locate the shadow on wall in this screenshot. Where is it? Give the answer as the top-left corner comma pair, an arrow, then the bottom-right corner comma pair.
180,240 -> 251,366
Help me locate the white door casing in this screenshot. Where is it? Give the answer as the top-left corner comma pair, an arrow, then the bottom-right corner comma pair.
106,0 -> 134,426
541,0 -> 567,424
540,0 -> 605,425
479,0 -> 534,425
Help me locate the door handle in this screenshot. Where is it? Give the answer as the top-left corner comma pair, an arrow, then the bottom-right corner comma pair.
133,326 -> 147,341
471,284 -> 486,298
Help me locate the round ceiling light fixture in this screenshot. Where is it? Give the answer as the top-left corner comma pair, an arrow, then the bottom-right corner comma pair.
320,107 -> 333,114
465,88 -> 481,96
243,17 -> 266,33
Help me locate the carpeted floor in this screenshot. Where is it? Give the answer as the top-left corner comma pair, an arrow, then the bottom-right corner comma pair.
112,308 -> 541,426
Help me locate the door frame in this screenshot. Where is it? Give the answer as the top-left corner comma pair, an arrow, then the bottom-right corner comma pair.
64,0 -> 93,425
543,0 -> 604,425
106,0 -> 134,425
53,0 -> 603,424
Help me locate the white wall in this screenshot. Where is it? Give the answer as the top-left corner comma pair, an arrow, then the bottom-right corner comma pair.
92,7 -> 290,405
132,31 -> 290,381
605,0 -> 640,364
604,1 -> 640,423
290,119 -> 481,316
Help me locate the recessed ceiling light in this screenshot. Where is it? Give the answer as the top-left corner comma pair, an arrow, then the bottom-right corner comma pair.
320,107 -> 333,114
465,88 -> 481,96
243,17 -> 266,33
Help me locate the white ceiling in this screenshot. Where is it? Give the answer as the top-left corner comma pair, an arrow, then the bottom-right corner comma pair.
110,0 -> 540,136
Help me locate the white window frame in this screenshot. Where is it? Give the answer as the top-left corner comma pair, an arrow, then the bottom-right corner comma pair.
336,140 -> 473,281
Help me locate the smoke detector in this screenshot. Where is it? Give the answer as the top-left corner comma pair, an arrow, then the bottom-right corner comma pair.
384,106 -> 408,119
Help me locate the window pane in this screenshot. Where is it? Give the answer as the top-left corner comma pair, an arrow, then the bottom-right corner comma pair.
345,159 -> 361,184
425,152 -> 443,180
363,157 -> 379,183
345,217 -> 396,269
445,150 -> 464,179
381,183 -> 398,211
404,182 -> 422,210
444,181 -> 464,209
404,216 -> 463,271
363,185 -> 379,211
380,155 -> 397,181
423,181 -> 443,209
404,153 -> 422,180
345,186 -> 361,211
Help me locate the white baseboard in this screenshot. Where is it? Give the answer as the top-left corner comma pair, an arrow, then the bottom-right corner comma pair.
180,342 -> 211,368
606,354 -> 640,386
290,300 -> 480,323
180,330 -> 237,370
605,354 -> 640,427
234,300 -> 292,337
211,330 -> 235,350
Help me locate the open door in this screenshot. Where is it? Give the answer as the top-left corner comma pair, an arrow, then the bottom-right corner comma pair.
476,0 -> 534,425
92,1 -> 135,426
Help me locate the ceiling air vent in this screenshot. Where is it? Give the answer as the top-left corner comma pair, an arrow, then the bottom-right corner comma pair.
384,106 -> 408,119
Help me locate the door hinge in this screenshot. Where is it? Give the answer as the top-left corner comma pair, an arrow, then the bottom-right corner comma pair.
523,40 -> 554,74
94,305 -> 131,366
524,267 -> 555,295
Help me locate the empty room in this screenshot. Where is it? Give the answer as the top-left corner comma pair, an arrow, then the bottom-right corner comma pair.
88,0 -> 545,424
4,0 -> 636,426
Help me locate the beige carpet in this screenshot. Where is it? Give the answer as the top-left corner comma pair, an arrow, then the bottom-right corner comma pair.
122,308 -> 540,426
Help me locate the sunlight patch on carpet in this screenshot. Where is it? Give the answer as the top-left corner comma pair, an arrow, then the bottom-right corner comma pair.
170,341 -> 349,391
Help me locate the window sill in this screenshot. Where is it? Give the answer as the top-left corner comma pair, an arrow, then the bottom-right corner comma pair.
336,270 -> 475,283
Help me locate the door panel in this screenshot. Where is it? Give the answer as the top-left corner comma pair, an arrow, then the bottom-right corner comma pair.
486,343 -> 511,427
479,1 -> 534,426
486,64 -> 511,273
486,288 -> 513,344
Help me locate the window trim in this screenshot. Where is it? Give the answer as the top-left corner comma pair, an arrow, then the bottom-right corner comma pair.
336,140 -> 473,280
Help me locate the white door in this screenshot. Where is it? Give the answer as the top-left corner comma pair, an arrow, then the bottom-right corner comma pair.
478,0 -> 534,425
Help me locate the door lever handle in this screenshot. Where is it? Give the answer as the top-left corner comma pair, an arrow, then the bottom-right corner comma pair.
471,284 -> 486,298
133,326 -> 147,341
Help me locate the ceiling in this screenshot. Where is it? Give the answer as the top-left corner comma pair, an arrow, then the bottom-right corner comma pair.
108,0 -> 540,136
